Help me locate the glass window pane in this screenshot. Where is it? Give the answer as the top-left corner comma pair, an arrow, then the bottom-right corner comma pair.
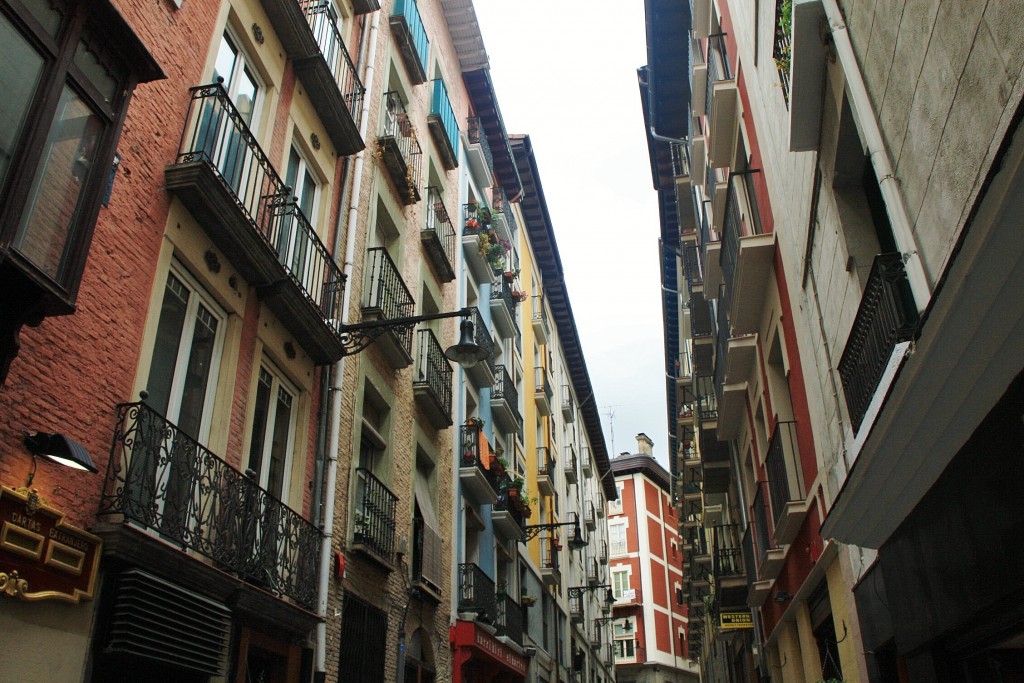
0,13 -> 46,197
176,302 -> 219,440
267,385 -> 293,498
247,367 -> 273,478
21,0 -> 64,37
146,273 -> 190,416
74,36 -> 120,105
14,84 -> 104,282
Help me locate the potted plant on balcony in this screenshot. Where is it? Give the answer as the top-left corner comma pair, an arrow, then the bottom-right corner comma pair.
477,206 -> 492,226
521,594 -> 537,607
465,416 -> 485,429
512,290 -> 528,303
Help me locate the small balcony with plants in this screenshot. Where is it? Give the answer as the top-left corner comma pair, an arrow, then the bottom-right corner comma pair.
164,83 -> 347,365
352,467 -> 398,571
490,275 -> 521,338
427,78 -> 458,169
489,185 -> 513,243
361,246 -> 415,367
257,0 -> 364,153
412,328 -> 453,429
99,401 -> 320,610
492,474 -> 530,541
462,202 -> 509,283
490,364 -> 521,432
389,0 -> 429,84
421,186 -> 456,282
458,420 -> 499,505
377,91 -> 422,204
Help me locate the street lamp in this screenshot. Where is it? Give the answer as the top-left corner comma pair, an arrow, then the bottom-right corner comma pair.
523,512 -> 588,550
337,307 -> 489,367
569,584 -> 615,609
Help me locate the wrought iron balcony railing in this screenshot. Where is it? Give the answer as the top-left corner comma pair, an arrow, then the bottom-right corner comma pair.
413,328 -> 453,423
838,252 -> 919,431
773,0 -> 792,104
584,501 -> 596,528
720,172 -> 764,304
705,33 -> 733,120
100,402 -> 320,609
712,523 -> 744,577
493,476 -> 527,532
458,563 -> 496,622
390,0 -> 429,83
492,364 -> 522,425
671,139 -> 691,178
301,0 -> 364,118
353,467 -> 398,560
495,592 -> 524,644
171,83 -> 346,360
363,246 -> 415,351
378,91 -> 422,203
751,481 -> 775,572
765,420 -> 804,526
460,424 -> 499,494
467,116 -> 495,174
534,365 -> 554,400
470,306 -> 495,374
422,186 -> 456,281
491,276 -> 517,318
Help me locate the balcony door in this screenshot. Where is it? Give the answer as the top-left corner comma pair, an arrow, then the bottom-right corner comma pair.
246,364 -> 297,501
128,267 -> 225,531
275,146 -> 319,296
204,32 -> 262,193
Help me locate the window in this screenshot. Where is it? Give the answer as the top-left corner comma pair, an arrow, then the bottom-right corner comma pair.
609,521 -> 627,556
0,0 -> 158,310
609,484 -> 624,514
613,618 -> 636,662
611,568 -> 630,600
337,593 -> 387,682
246,364 -> 297,500
204,33 -> 262,192
145,267 -> 225,442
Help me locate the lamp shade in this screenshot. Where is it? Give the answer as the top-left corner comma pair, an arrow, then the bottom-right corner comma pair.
444,318 -> 490,368
23,432 -> 98,473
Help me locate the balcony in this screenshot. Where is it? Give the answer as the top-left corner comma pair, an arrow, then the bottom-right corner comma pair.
490,277 -> 518,338
458,563 -> 496,622
765,421 -> 809,546
700,426 -> 731,494
540,536 -> 560,585
362,247 -> 415,367
690,35 -> 708,114
389,0 -> 429,84
789,0 -> 828,151
465,116 -> 494,184
532,295 -> 551,344
462,202 -> 501,282
569,590 -> 585,623
721,177 -> 775,335
681,481 -> 702,518
427,79 -> 459,169
458,424 -> 499,505
411,516 -> 442,601
692,0 -> 711,38
413,329 -> 453,429
705,34 -> 739,168
597,539 -> 608,563
580,445 -> 592,476
536,447 -> 554,497
350,0 -> 379,15
257,0 -> 364,154
490,364 -> 521,432
751,482 -> 785,582
421,186 -> 456,282
710,166 -> 730,237
463,307 -> 495,387
586,554 -> 600,585
563,445 -> 578,486
691,135 -> 707,190
584,501 -> 596,530
590,621 -> 604,650
99,402 -> 320,609
597,491 -> 605,518
534,365 -> 553,416
164,84 -> 347,365
352,468 -> 398,570
489,186 -> 514,244
377,92 -> 422,204
495,592 -> 524,645
492,476 -> 528,541
837,253 -> 919,432
713,524 -> 747,608
561,385 -> 576,423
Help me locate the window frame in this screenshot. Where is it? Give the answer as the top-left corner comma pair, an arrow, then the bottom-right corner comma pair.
246,360 -> 299,502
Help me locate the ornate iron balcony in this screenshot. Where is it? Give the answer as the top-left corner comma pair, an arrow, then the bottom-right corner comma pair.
413,328 -> 453,428
458,563 -> 496,622
353,467 -> 398,562
422,186 -> 456,282
495,592 -> 524,644
100,402 -> 320,608
362,246 -> 415,360
378,91 -> 422,203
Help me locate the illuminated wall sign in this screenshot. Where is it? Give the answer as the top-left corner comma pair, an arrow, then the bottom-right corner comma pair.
719,611 -> 753,629
0,486 -> 101,603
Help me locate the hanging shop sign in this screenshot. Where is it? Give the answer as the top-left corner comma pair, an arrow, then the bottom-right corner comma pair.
0,486 -> 101,603
719,611 -> 754,629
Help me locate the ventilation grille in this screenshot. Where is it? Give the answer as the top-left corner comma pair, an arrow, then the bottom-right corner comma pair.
106,568 -> 231,675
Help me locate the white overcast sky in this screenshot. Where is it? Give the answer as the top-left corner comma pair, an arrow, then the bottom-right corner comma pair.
473,2 -> 670,467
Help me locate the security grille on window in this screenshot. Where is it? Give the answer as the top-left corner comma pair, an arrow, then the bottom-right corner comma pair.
337,593 -> 388,682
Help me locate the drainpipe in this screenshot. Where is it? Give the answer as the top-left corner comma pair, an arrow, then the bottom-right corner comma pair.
820,0 -> 931,310
315,9 -> 381,678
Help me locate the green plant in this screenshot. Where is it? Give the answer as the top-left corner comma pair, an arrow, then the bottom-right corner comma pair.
775,0 -> 793,75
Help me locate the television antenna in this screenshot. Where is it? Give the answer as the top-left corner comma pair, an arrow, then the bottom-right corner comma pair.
602,405 -> 623,454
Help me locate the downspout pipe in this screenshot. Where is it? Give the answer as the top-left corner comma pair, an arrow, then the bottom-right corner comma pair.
820,0 -> 931,310
315,9 -> 381,677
